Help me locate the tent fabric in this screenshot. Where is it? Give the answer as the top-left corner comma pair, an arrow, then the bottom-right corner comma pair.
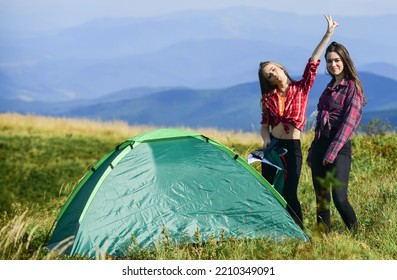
46,128 -> 308,258
261,149 -> 286,194
248,140 -> 287,194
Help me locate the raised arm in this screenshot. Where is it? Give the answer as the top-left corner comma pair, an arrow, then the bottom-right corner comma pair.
311,15 -> 338,62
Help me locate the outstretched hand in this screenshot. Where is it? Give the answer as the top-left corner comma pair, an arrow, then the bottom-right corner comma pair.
325,14 -> 338,35
310,14 -> 338,62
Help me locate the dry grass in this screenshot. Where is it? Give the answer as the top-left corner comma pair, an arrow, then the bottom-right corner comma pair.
0,113 -> 262,146
3,113 -> 395,260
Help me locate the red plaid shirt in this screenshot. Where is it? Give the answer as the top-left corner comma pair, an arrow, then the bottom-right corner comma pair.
314,78 -> 363,163
261,59 -> 320,133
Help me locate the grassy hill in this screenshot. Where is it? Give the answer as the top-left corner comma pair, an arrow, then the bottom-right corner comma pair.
1,113 -> 396,260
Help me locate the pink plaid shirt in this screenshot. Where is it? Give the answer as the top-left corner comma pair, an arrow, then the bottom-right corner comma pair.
261,59 -> 320,133
314,78 -> 363,163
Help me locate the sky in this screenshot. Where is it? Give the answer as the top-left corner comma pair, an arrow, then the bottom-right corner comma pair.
1,0 -> 397,33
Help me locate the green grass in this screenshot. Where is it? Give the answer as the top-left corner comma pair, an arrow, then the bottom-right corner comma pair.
1,113 -> 396,260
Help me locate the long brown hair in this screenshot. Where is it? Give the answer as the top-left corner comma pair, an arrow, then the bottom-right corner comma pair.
325,41 -> 367,105
258,61 -> 294,96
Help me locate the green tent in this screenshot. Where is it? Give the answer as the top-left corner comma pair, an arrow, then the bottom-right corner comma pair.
46,128 -> 307,258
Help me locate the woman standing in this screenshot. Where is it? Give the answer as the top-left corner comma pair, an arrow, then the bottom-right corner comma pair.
307,41 -> 366,233
258,15 -> 338,228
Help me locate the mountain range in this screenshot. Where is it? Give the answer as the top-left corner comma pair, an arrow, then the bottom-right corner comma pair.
0,7 -> 396,131
1,72 -> 396,132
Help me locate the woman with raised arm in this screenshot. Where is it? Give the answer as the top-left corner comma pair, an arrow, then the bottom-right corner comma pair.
307,41 -> 366,234
258,15 -> 338,228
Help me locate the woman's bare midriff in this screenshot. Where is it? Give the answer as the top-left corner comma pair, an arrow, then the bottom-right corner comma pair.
271,123 -> 301,140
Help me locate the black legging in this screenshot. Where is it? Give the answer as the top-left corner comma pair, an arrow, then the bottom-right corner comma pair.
310,136 -> 358,233
262,136 -> 303,228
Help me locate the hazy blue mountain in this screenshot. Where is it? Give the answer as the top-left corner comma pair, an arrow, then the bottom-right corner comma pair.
358,62 -> 397,81
2,73 -> 396,131
0,7 -> 396,103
